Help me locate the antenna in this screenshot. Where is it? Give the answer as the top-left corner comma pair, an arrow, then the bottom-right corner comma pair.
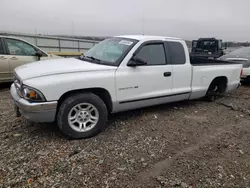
142,15 -> 145,35
141,6 -> 145,35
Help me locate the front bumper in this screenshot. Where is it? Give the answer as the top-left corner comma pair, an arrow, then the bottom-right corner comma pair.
10,84 -> 57,123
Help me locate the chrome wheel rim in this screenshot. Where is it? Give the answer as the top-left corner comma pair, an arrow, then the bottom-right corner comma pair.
68,103 -> 99,132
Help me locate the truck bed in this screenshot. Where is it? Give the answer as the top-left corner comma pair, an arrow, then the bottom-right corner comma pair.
190,57 -> 241,66
189,57 -> 242,100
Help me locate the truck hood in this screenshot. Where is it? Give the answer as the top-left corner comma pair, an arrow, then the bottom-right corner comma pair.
15,58 -> 117,80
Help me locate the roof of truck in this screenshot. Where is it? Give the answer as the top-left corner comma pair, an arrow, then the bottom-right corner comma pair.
116,35 -> 182,41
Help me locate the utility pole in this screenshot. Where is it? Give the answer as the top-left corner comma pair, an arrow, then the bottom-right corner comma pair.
71,20 -> 75,36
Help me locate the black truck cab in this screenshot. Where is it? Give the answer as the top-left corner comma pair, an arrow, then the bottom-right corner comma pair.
190,38 -> 227,59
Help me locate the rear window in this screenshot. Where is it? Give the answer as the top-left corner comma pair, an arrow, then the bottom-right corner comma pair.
0,39 -> 5,54
168,41 -> 186,64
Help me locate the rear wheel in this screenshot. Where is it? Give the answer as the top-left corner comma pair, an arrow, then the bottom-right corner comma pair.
206,79 -> 227,102
207,84 -> 218,102
57,93 -> 108,139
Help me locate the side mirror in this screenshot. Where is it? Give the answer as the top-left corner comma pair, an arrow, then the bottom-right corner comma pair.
36,50 -> 43,60
127,57 -> 147,67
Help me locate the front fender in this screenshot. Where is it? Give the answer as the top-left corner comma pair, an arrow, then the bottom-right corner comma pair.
23,71 -> 116,102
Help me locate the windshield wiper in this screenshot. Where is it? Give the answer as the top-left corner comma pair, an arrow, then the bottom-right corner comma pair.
85,56 -> 101,63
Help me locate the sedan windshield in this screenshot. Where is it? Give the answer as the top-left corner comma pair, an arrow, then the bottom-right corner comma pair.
83,37 -> 138,66
227,47 -> 250,57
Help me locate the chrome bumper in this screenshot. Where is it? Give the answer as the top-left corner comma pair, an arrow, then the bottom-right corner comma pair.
10,84 -> 57,122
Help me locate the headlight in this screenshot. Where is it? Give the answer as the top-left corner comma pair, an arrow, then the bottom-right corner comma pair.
21,85 -> 46,102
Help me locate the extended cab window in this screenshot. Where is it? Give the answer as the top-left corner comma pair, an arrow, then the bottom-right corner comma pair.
168,41 -> 186,64
5,38 -> 37,56
0,39 -> 5,54
135,43 -> 166,65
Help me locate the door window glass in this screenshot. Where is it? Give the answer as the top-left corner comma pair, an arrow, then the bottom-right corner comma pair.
0,39 -> 5,54
135,44 -> 166,65
6,38 -> 37,56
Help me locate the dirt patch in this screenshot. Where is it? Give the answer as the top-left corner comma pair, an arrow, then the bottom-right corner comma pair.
0,83 -> 250,187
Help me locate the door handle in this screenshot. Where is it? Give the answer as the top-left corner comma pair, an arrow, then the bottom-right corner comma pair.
163,72 -> 172,77
10,57 -> 18,60
0,56 -> 7,60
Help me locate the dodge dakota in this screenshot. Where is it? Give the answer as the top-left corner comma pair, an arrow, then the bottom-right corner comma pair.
10,35 -> 242,138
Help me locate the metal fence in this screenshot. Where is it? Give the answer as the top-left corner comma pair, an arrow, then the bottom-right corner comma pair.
0,31 -> 102,53
1,32 -> 239,55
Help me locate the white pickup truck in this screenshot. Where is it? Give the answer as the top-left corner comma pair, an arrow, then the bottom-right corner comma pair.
11,35 -> 242,139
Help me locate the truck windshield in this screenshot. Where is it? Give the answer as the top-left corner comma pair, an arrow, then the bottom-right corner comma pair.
196,40 -> 216,50
83,37 -> 138,66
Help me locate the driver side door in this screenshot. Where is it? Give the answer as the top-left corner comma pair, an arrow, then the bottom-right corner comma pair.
115,41 -> 173,112
4,38 -> 39,74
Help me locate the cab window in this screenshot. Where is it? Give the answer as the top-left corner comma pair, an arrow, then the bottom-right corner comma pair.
5,38 -> 37,56
167,41 -> 186,64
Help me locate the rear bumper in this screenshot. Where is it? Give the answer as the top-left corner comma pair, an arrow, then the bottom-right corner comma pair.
241,75 -> 250,82
241,77 -> 250,82
10,84 -> 57,122
241,68 -> 250,79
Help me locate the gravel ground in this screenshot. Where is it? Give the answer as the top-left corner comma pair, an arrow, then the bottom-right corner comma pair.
0,83 -> 250,188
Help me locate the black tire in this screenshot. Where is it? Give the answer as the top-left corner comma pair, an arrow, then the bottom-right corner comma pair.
206,81 -> 226,102
57,92 -> 108,139
207,92 -> 216,102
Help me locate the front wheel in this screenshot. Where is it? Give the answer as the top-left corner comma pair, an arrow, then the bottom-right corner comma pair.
57,93 -> 108,139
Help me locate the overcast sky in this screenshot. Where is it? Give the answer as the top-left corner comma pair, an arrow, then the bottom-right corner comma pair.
1,0 -> 250,41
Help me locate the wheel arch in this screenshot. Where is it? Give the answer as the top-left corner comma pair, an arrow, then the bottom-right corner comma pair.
207,76 -> 228,93
57,88 -> 113,113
